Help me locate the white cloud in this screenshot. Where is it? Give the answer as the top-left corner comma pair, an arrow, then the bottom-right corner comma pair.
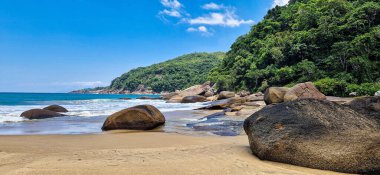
186,27 -> 197,32
160,0 -> 182,9
187,9 -> 254,27
160,9 -> 181,17
202,2 -> 224,10
198,26 -> 208,32
187,26 -> 213,36
158,1 -> 253,35
159,0 -> 184,18
272,0 -> 289,7
187,26 -> 208,33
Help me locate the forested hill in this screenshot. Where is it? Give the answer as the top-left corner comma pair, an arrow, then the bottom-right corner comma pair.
209,0 -> 380,96
110,52 -> 224,92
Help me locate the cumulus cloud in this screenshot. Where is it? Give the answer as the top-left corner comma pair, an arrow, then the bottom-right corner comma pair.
272,0 -> 289,7
187,9 -> 254,27
158,1 -> 254,35
187,26 -> 213,36
186,27 -> 197,32
187,26 -> 208,32
159,9 -> 182,17
160,0 -> 182,9
202,2 -> 224,10
198,26 -> 208,32
159,0 -> 184,18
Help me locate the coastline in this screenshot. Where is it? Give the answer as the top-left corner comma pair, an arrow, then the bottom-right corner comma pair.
0,132 -> 351,175
0,92 -> 366,174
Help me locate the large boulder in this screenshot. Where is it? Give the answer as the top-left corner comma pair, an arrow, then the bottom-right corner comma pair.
284,82 -> 326,102
217,91 -> 235,100
375,91 -> 380,96
43,105 -> 68,113
20,109 -> 65,119
264,87 -> 289,105
167,82 -> 211,103
102,105 -> 165,131
244,99 -> 380,174
181,95 -> 206,103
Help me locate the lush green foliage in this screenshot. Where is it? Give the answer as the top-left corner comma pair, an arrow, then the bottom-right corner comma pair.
209,0 -> 380,96
346,82 -> 380,96
315,78 -> 380,96
314,78 -> 348,96
110,52 -> 224,92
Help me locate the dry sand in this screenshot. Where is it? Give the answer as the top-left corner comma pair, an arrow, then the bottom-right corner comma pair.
0,132 -> 353,175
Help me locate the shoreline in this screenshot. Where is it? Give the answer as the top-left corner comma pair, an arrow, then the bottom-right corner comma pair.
0,132 -> 351,175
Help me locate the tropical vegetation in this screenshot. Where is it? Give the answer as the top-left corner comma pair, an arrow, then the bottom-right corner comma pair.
109,52 -> 224,92
209,0 -> 380,96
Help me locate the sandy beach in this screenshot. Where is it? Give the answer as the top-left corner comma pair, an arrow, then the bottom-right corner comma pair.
0,132 -> 352,175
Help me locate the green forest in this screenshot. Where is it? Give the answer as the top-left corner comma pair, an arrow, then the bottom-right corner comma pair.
109,52 -> 224,92
209,0 -> 380,96
87,0 -> 380,96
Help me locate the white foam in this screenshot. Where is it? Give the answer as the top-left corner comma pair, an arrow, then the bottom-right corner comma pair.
0,99 -> 207,123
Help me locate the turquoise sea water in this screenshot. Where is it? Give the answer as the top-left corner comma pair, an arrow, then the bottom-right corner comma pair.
0,92 -> 159,105
0,93 -> 208,135
0,93 -> 244,136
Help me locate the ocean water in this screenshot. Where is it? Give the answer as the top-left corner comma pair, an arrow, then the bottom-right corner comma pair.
0,93 -> 209,135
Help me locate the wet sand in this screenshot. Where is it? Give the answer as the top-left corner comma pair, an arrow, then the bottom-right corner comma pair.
0,132 -> 352,175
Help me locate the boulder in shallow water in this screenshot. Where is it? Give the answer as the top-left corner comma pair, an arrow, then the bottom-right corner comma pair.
43,105 -> 68,113
264,87 -> 289,105
244,99 -> 380,174
181,95 -> 206,103
217,91 -> 235,100
284,82 -> 326,102
21,109 -> 65,119
102,105 -> 165,131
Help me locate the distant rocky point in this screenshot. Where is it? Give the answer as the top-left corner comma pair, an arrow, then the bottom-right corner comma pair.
70,85 -> 158,95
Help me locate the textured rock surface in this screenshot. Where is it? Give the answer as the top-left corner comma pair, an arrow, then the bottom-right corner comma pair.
20,109 -> 65,119
217,91 -> 236,100
244,99 -> 380,174
102,105 -> 165,131
347,96 -> 380,123
181,95 -> 206,103
284,82 -> 326,102
43,105 -> 68,113
167,83 -> 211,103
263,87 -> 289,105
198,99 -> 233,110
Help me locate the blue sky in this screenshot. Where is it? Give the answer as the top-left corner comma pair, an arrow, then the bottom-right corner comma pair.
0,0 -> 289,92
